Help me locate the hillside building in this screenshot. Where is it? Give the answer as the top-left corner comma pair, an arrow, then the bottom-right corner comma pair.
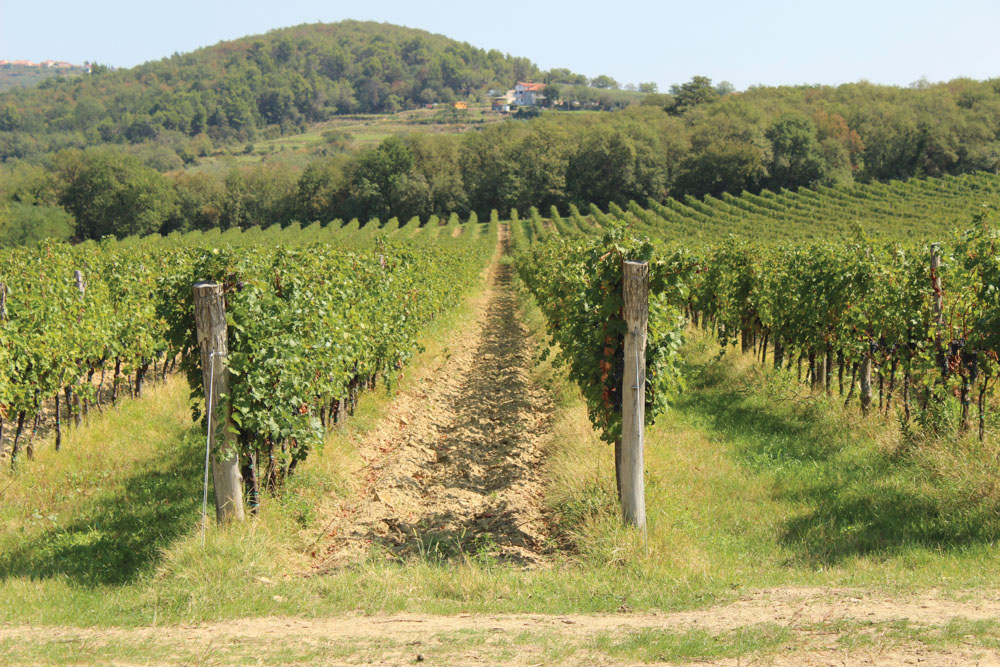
514,82 -> 546,106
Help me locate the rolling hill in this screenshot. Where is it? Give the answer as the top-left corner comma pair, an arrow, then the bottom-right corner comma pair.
0,20 -> 553,160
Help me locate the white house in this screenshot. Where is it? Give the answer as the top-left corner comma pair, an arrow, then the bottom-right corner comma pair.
514,82 -> 546,106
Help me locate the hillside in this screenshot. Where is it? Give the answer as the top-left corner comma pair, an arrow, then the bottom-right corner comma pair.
0,20 -> 552,160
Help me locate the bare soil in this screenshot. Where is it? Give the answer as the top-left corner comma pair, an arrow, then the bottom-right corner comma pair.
313,230 -> 554,568
6,588 -> 1000,664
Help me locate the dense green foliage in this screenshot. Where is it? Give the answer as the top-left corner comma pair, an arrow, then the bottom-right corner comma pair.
7,86 -> 1000,244
0,218 -> 495,484
60,150 -> 178,238
681,214 -> 1000,441
0,237 -> 175,464
517,206 -> 1000,449
0,202 -> 73,245
506,171 -> 1000,249
515,224 -> 690,444
165,224 -> 494,489
399,76 -> 1000,213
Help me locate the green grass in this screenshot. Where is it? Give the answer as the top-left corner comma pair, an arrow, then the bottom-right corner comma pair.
661,331 -> 1000,588
0,376 -> 204,603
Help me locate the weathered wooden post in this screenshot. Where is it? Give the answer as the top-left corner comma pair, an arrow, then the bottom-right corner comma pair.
193,282 -> 245,524
825,347 -> 833,395
860,350 -> 873,415
812,349 -> 825,391
70,271 -> 86,425
621,261 -> 648,528
773,336 -> 784,370
931,243 -> 945,381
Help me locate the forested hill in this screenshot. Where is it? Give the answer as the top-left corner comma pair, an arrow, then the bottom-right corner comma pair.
0,20 -> 546,160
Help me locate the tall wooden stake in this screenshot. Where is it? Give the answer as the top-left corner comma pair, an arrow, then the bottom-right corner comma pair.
621,261 -> 648,529
71,271 -> 86,420
931,243 -> 946,382
193,282 -> 245,524
860,352 -> 873,415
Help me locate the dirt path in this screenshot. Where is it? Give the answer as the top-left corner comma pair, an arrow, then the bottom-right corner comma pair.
314,227 -> 554,568
6,588 -> 1000,664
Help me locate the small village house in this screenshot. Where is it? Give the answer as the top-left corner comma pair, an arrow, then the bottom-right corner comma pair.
514,82 -> 545,106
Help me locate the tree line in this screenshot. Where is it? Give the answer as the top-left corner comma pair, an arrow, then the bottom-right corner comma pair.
2,74 -> 1000,243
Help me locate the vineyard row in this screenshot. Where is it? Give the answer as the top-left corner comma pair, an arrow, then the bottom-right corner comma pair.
516,214 -> 1000,452
0,222 -> 496,493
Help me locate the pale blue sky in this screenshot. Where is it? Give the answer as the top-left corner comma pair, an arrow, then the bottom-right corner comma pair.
1,0 -> 998,90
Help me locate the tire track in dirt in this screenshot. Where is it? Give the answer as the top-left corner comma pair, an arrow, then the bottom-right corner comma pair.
315,226 -> 554,567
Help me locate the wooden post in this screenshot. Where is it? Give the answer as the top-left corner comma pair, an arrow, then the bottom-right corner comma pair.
112,357 -> 121,404
931,244 -> 943,323
54,392 -> 62,450
193,282 -> 245,524
825,346 -> 833,395
621,261 -> 648,529
860,351 -> 873,415
811,349 -> 825,391
837,351 -> 845,396
931,243 -> 946,382
70,270 -> 86,420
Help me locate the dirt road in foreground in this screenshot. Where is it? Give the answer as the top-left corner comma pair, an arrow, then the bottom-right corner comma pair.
6,587 -> 1000,664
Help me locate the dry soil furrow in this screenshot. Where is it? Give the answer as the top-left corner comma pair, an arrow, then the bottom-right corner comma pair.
316,230 -> 553,567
